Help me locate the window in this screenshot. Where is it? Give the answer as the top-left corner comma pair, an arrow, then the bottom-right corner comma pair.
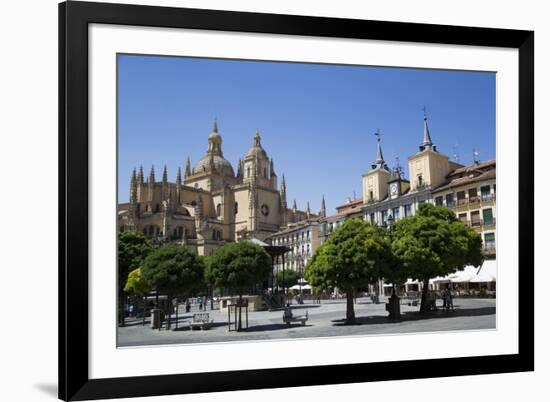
403,204 -> 412,217
247,167 -> 251,177
457,191 -> 466,205
417,175 -> 423,187
234,202 -> 238,214
368,190 -> 374,201
484,232 -> 495,249
445,193 -> 454,207
392,207 -> 400,220
264,167 -> 267,177
435,196 -> 443,206
458,213 -> 468,225
482,208 -> 494,225
471,210 -> 481,226
381,210 -> 388,226
216,203 -> 222,216
480,185 -> 491,200
468,188 -> 478,202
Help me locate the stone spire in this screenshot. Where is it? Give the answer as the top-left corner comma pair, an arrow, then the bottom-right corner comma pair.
306,201 -> 311,217
371,128 -> 387,170
176,167 -> 182,204
184,157 -> 191,177
130,168 -> 137,204
176,167 -> 182,185
419,107 -> 436,152
319,195 -> 326,217
148,165 -> 155,184
137,165 -> 144,185
280,174 -> 287,207
292,198 -> 297,212
237,159 -> 243,178
162,165 -> 168,183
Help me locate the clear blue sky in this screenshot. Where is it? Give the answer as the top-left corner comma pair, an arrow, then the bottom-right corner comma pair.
118,54 -> 496,214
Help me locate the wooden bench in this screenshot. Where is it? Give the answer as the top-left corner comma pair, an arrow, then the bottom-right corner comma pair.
189,313 -> 213,330
283,310 -> 308,326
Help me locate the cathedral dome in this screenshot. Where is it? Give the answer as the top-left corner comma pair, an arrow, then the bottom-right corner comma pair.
191,121 -> 235,178
245,130 -> 268,159
192,154 -> 235,177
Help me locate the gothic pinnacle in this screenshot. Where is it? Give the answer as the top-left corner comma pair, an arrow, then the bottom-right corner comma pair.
185,157 -> 191,177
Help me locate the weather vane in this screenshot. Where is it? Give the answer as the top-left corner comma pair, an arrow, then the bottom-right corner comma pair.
374,128 -> 381,142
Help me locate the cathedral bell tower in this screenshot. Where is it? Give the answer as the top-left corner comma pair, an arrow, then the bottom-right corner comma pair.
362,129 -> 391,203
407,110 -> 450,191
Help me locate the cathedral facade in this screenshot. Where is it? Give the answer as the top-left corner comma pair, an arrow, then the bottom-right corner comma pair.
117,123 -> 315,255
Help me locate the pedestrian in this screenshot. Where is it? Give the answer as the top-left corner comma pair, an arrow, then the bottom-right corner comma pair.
199,297 -> 203,311
448,289 -> 454,311
185,300 -> 191,313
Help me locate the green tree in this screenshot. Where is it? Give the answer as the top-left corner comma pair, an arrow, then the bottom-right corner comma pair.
141,245 -> 205,329
391,203 -> 484,313
276,269 -> 300,290
118,231 -> 152,326
305,219 -> 392,324
124,268 -> 152,325
207,241 -> 271,330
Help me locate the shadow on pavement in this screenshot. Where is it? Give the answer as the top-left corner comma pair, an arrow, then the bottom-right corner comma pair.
331,306 -> 496,326
171,322 -> 228,332
242,323 -> 312,332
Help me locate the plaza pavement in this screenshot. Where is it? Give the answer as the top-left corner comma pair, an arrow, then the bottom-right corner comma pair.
118,296 -> 496,347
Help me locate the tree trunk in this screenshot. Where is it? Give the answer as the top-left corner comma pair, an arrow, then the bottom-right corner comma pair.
166,294 -> 172,330
346,288 -> 355,324
142,295 -> 146,326
119,293 -> 126,327
237,294 -> 243,331
419,278 -> 430,313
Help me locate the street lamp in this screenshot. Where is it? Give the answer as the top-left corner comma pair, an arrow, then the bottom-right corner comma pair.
296,253 -> 304,298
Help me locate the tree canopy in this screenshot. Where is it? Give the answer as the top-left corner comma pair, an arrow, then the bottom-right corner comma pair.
206,241 -> 271,295
390,203 -> 484,311
141,245 -> 205,328
305,218 -> 392,323
118,231 -> 152,326
124,268 -> 151,297
207,241 -> 271,330
118,231 -> 152,290
141,245 -> 205,297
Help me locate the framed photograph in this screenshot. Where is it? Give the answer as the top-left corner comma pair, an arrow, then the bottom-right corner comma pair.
59,1 -> 534,400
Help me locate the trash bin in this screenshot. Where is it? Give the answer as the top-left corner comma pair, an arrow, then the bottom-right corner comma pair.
150,308 -> 162,329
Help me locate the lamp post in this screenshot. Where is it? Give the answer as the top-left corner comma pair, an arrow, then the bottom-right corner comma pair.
297,253 -> 304,297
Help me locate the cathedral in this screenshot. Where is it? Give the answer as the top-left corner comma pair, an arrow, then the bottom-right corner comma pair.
117,122 -> 317,255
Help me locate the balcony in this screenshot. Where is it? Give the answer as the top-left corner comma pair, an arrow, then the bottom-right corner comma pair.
469,196 -> 480,207
459,219 -> 496,231
481,194 -> 496,204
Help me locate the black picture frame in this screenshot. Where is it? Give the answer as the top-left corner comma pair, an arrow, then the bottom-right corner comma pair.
59,1 -> 534,400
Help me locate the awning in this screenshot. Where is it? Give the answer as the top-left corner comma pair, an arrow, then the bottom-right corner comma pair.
289,284 -> 312,290
470,260 -> 497,282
